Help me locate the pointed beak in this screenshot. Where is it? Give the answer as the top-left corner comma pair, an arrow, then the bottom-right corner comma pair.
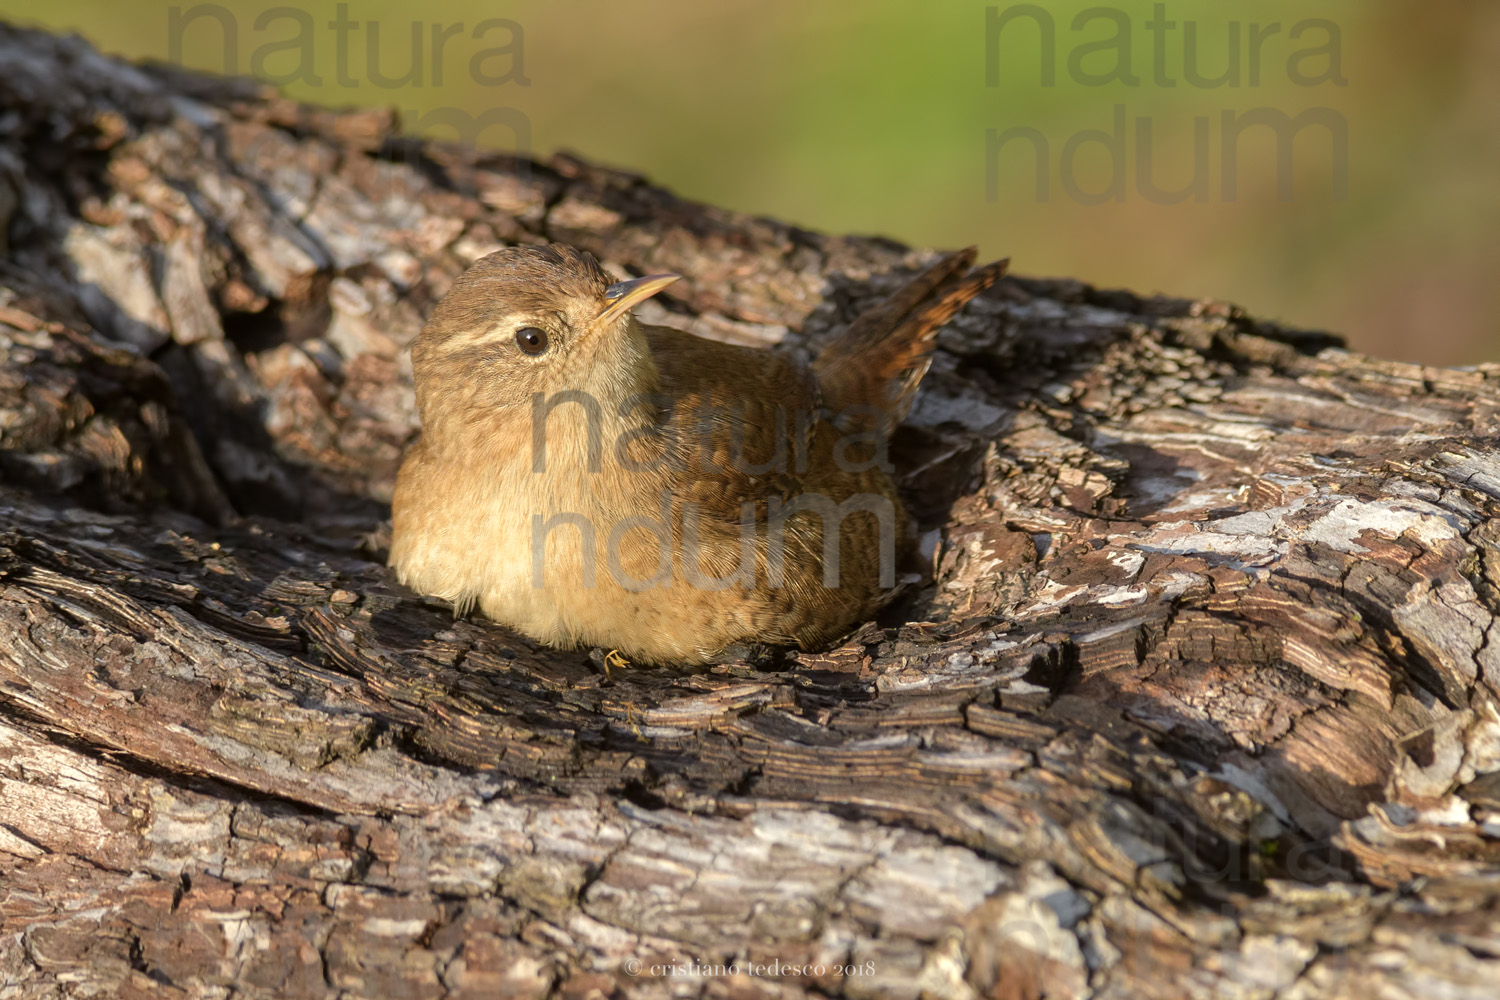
596,273 -> 680,326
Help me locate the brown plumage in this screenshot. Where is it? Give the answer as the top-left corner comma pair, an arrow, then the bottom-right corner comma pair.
389,243 -> 1008,665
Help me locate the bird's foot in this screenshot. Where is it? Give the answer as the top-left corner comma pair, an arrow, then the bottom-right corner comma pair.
588,647 -> 631,678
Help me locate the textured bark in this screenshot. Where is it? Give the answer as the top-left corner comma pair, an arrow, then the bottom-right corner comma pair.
2,23 -> 1499,1000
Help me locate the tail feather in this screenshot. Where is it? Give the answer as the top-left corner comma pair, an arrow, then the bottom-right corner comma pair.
812,248 -> 1009,430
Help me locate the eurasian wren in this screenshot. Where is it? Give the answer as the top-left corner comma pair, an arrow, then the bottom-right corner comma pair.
390,243 -> 1007,665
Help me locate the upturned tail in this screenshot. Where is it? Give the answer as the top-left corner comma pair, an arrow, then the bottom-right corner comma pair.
811,248 -> 1009,431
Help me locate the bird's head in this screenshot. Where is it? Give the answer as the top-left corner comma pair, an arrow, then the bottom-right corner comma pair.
411,243 -> 679,430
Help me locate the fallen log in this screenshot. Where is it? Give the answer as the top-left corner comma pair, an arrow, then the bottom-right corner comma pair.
1,23 -> 1498,1000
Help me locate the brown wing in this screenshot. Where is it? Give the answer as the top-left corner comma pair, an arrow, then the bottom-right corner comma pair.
640,324 -> 821,519
640,323 -> 898,650
812,249 -> 1009,432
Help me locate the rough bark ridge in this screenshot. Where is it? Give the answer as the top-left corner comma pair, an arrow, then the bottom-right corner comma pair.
1,24 -> 1499,1000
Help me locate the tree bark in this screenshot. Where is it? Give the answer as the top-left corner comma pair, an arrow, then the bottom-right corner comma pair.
1,23 -> 1498,1000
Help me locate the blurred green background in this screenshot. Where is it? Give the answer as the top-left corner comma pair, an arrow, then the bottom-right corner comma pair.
3,0 -> 1496,365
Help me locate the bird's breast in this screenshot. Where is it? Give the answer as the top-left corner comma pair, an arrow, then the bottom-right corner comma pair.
390,415 -> 676,618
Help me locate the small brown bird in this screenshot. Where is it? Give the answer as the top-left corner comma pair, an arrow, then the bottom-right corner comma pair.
390,243 -> 1008,665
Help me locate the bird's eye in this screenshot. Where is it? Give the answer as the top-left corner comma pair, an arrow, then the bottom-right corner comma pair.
515,326 -> 549,356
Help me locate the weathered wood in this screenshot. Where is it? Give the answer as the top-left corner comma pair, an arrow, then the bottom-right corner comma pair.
2,22 -> 1499,1000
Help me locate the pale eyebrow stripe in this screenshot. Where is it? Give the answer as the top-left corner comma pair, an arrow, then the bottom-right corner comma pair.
444,327 -> 497,350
